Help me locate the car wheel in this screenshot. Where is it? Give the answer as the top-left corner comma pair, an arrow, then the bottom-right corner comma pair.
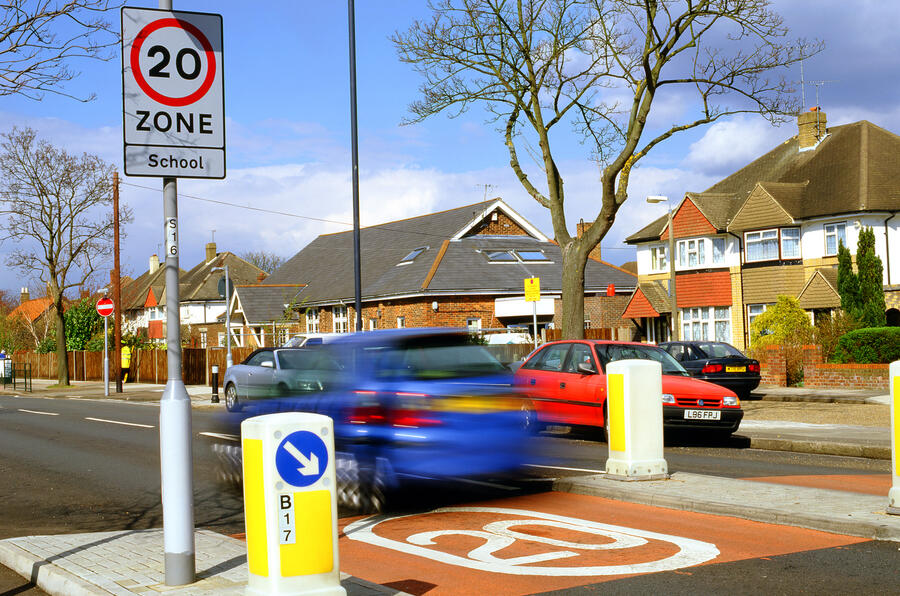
336,452 -> 385,514
277,382 -> 289,396
224,383 -> 242,412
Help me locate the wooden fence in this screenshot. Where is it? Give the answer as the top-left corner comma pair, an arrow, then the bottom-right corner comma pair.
15,344 -> 536,385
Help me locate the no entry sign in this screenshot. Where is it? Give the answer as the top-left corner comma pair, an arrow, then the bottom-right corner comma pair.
122,7 -> 225,179
96,298 -> 115,317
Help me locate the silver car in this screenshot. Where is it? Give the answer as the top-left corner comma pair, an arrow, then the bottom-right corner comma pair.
222,347 -> 339,412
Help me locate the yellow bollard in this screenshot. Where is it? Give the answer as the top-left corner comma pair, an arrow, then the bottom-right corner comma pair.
241,412 -> 346,595
889,361 -> 900,515
605,359 -> 669,481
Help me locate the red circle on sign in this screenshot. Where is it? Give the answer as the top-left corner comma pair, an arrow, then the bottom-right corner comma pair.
130,17 -> 216,107
96,298 -> 114,317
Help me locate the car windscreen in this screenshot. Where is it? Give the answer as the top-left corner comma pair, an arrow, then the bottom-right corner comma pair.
695,342 -> 745,358
599,344 -> 689,376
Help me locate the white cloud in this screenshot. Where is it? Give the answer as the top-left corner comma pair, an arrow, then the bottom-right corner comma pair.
683,116 -> 787,176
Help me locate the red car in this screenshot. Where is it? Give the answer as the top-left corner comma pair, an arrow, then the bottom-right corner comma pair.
513,340 -> 743,439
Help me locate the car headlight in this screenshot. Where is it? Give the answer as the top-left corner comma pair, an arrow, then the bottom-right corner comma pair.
662,393 -> 675,404
723,395 -> 739,406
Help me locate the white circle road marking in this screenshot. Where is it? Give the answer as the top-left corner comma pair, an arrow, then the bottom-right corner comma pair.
345,506 -> 719,576
84,417 -> 154,429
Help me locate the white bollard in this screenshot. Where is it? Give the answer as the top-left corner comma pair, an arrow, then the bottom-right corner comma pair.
889,361 -> 900,515
604,359 -> 669,481
241,412 -> 346,595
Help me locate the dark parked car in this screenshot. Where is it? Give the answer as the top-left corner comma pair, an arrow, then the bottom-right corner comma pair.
211,329 -> 533,512
659,341 -> 760,399
513,340 -> 743,440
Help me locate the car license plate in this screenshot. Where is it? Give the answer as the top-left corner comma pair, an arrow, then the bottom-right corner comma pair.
683,409 -> 721,420
726,366 -> 746,373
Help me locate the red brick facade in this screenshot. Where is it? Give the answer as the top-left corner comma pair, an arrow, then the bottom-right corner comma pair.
676,271 -> 732,308
308,296 -> 505,332
468,211 -> 529,236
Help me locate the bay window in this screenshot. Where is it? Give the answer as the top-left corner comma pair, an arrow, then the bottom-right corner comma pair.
781,228 -> 801,259
745,229 -> 779,262
682,306 -> 731,342
711,237 -> 726,264
333,306 -> 348,333
824,222 -> 846,256
677,239 -> 706,267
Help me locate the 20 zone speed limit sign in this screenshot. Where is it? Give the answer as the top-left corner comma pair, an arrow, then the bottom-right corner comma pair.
122,7 -> 225,179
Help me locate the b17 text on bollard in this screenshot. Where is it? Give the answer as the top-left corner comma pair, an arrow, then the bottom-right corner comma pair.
605,359 -> 669,481
888,361 -> 900,515
241,412 -> 345,595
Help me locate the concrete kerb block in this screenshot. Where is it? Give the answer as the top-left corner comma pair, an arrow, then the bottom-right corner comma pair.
0,540 -> 103,596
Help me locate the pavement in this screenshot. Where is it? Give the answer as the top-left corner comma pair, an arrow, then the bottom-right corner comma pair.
1,379 -> 897,594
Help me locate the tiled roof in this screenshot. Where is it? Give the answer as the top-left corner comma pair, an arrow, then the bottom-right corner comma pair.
8,297 -> 54,322
265,199 -> 635,304
233,284 -> 306,324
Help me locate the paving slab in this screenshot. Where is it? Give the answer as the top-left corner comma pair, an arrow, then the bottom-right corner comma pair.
0,529 -> 409,596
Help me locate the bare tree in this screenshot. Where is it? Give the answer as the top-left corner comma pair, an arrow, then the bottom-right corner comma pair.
241,250 -> 284,275
0,0 -> 119,101
0,127 -> 132,384
394,0 -> 820,338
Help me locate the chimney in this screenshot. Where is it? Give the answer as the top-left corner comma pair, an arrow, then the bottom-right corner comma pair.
257,272 -> 266,283
20,287 -> 29,304
205,242 -> 217,262
576,219 -> 602,262
798,107 -> 827,151
149,254 -> 160,274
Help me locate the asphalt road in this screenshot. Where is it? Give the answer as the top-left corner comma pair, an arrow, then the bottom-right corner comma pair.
0,395 -> 895,594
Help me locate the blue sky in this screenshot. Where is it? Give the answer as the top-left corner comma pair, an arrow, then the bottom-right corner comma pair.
2,0 -> 899,296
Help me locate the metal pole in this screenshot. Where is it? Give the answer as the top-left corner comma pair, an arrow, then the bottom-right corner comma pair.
668,207 -> 677,341
348,0 -> 363,332
225,264 -> 232,369
113,171 -> 123,393
159,173 -> 195,586
103,315 -> 109,396
532,301 -> 538,350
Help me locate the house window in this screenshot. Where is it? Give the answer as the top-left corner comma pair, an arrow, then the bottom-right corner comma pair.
678,239 -> 706,268
333,306 -> 348,333
398,246 -> 427,265
484,250 -> 517,262
748,303 -> 769,327
217,331 -> 225,347
781,227 -> 801,259
713,307 -> 731,342
650,245 -> 668,272
306,309 -> 319,333
369,318 -> 377,330
711,237 -> 726,264
396,316 -> 406,328
745,229 -> 779,262
200,331 -> 207,348
824,222 -> 846,256
681,306 -> 731,342
466,317 -> 482,331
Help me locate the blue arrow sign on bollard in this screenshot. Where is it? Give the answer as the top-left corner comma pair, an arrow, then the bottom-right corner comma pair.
275,431 -> 329,487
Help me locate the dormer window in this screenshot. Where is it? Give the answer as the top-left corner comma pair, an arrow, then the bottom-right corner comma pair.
398,246 -> 427,265
483,249 -> 552,263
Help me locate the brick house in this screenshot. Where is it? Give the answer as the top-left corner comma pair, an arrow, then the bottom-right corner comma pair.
261,199 -> 637,339
623,109 -> 900,350
224,284 -> 306,348
121,242 -> 266,346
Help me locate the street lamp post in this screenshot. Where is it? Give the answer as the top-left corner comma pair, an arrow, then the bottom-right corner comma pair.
213,266 -> 233,369
647,196 -> 678,341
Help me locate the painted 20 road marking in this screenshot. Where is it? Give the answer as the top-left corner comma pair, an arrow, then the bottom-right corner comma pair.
345,507 -> 719,576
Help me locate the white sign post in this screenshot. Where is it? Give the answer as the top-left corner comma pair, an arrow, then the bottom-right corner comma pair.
122,3 -> 225,586
96,298 -> 114,397
122,7 -> 225,178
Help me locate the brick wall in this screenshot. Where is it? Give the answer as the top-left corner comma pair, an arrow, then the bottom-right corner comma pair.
310,296 -> 504,332
800,344 -> 890,390
758,344 -> 786,386
467,211 -> 528,236
551,294 -> 637,338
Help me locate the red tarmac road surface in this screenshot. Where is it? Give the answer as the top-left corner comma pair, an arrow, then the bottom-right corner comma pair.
338,491 -> 868,595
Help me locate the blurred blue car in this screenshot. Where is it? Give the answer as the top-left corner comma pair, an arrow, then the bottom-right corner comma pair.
211,328 -> 533,511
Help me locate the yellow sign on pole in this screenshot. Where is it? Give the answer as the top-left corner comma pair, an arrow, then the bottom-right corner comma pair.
524,277 -> 540,302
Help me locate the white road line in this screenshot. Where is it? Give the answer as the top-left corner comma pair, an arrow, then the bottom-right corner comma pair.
199,431 -> 240,442
18,409 -> 59,416
525,463 -> 605,474
84,417 -> 154,429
